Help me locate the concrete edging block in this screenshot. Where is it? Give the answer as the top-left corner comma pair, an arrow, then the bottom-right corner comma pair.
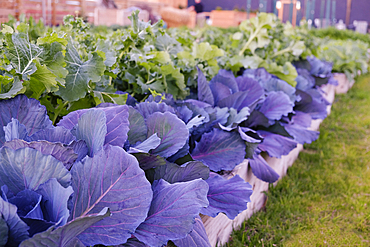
334,73 -> 355,94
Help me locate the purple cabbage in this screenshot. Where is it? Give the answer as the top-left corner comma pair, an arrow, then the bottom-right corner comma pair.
294,56 -> 338,86
0,95 -> 217,246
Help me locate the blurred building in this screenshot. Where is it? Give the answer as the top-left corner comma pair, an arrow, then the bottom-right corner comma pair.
1,0 -> 369,31
188,0 -> 370,28
0,0 -> 97,25
0,0 -> 189,25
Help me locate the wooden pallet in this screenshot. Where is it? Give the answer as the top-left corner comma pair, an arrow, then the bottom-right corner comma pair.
160,7 -> 197,28
0,0 -> 17,24
114,0 -> 187,15
0,0 -> 95,26
0,8 -> 16,24
210,10 -> 256,28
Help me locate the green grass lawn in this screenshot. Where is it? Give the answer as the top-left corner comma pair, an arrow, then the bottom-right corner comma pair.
227,74 -> 370,247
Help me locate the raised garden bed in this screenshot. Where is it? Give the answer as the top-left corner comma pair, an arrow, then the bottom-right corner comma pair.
201,78 -> 350,246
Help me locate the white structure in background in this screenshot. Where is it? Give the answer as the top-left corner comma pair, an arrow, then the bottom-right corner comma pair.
335,19 -> 346,30
314,18 -> 321,28
354,20 -> 368,34
94,6 -> 149,26
307,19 -> 312,29
321,19 -> 330,28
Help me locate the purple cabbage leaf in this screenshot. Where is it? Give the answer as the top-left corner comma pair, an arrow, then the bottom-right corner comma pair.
217,91 -> 253,111
71,109 -> 107,157
256,130 -> 298,158
7,178 -> 73,237
133,179 -> 209,247
0,147 -> 71,193
172,215 -> 211,247
28,126 -> 76,145
197,67 -> 214,105
57,105 -> 130,149
258,91 -> 294,121
128,134 -> 161,154
166,141 -> 190,163
146,112 -> 189,158
238,127 -> 264,159
132,153 -> 167,170
238,127 -> 263,144
294,56 -> 338,86
0,216 -> 8,246
210,82 -> 232,105
191,128 -> 246,172
294,89 -> 329,120
134,101 -> 176,119
281,113 -> 320,144
127,106 -> 148,145
3,118 -> 29,142
19,207 -> 111,247
0,196 -> 30,246
0,95 -> 53,147
35,178 -> 73,227
248,154 -> 279,183
4,139 -> 78,169
235,75 -> 264,102
69,145 -> 153,246
213,70 -> 239,93
222,107 -> 250,128
146,161 -> 210,184
67,140 -> 89,164
243,68 -> 296,102
0,146 -> 74,238
295,68 -> 315,91
121,238 -> 149,247
7,189 -> 49,237
200,173 -> 253,220
243,110 -> 270,128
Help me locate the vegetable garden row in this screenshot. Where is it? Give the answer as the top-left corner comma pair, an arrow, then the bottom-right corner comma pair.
0,12 -> 369,247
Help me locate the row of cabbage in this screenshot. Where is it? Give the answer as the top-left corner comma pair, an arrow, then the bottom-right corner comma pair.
0,12 -> 368,247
